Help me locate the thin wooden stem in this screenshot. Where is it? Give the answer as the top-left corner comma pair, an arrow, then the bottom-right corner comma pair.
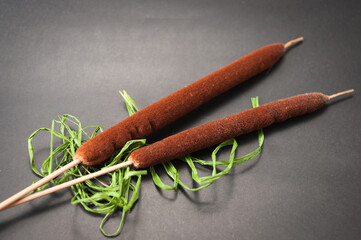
0,159 -> 81,211
2,160 -> 133,211
328,89 -> 354,99
284,37 -> 304,49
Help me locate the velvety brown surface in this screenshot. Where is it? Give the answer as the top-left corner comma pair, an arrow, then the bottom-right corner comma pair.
129,93 -> 329,168
75,43 -> 285,165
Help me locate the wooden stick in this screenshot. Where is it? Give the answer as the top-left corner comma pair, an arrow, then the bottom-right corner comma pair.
0,159 -> 81,211
2,160 -> 132,211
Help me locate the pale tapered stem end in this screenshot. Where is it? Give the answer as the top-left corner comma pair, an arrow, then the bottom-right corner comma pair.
1,160 -> 133,211
284,37 -> 304,49
328,89 -> 355,100
0,159 -> 81,211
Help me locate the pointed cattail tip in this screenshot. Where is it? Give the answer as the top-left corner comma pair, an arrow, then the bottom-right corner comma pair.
284,37 -> 304,49
328,89 -> 354,100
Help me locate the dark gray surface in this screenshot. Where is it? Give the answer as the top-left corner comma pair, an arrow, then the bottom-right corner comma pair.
0,1 -> 360,239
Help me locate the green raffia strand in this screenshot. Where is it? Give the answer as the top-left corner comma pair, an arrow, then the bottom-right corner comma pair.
150,96 -> 264,191
28,113 -> 147,237
28,91 -> 264,237
119,90 -> 139,115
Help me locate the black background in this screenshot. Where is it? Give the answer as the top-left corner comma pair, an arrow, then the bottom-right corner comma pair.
0,1 -> 360,239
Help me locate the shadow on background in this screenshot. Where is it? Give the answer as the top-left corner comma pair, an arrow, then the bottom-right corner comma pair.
146,54 -> 285,144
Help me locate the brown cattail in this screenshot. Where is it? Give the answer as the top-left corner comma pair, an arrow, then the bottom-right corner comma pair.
76,38 -> 302,165
129,92 -> 332,168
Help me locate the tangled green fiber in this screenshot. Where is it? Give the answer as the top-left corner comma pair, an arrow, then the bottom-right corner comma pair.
28,91 -> 264,237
